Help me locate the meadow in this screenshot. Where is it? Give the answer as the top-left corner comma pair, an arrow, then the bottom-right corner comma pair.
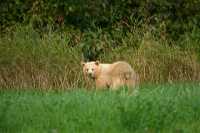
0,83 -> 200,133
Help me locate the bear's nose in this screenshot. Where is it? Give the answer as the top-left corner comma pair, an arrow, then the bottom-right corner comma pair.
88,73 -> 92,76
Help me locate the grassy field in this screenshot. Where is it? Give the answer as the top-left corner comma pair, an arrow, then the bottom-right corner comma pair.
0,83 -> 200,133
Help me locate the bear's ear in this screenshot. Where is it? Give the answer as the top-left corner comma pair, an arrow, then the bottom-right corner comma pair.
95,60 -> 100,65
81,61 -> 85,66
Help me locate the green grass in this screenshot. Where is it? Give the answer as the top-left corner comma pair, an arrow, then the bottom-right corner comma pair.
0,83 -> 200,133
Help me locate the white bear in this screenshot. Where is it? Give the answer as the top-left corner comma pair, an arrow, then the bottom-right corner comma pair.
81,61 -> 139,90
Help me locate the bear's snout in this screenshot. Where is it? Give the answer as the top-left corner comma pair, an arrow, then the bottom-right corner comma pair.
88,73 -> 93,77
87,72 -> 95,79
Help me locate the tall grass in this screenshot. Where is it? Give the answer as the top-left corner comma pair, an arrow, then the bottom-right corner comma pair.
0,84 -> 200,132
0,25 -> 199,89
0,25 -> 84,89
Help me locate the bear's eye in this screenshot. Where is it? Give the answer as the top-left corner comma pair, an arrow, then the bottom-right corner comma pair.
91,68 -> 94,71
86,68 -> 89,72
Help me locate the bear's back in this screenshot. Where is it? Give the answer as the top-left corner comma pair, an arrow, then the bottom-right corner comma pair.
109,61 -> 135,76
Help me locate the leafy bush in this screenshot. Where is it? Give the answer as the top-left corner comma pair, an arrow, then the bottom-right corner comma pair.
1,0 -> 200,39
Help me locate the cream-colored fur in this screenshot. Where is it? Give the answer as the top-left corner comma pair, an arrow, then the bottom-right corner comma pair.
81,61 -> 139,90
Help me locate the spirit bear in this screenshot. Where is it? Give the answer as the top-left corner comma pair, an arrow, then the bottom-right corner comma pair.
81,61 -> 139,90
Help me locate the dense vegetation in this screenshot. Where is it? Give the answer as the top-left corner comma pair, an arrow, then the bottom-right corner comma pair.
0,84 -> 200,132
0,0 -> 200,89
1,0 -> 200,36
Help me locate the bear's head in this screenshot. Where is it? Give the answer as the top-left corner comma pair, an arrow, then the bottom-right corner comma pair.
81,61 -> 100,79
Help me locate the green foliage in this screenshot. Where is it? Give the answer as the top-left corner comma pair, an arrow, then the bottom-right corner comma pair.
1,0 -> 200,39
0,84 -> 200,132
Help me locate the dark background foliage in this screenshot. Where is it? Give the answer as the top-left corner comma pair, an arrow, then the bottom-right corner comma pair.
1,0 -> 200,37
